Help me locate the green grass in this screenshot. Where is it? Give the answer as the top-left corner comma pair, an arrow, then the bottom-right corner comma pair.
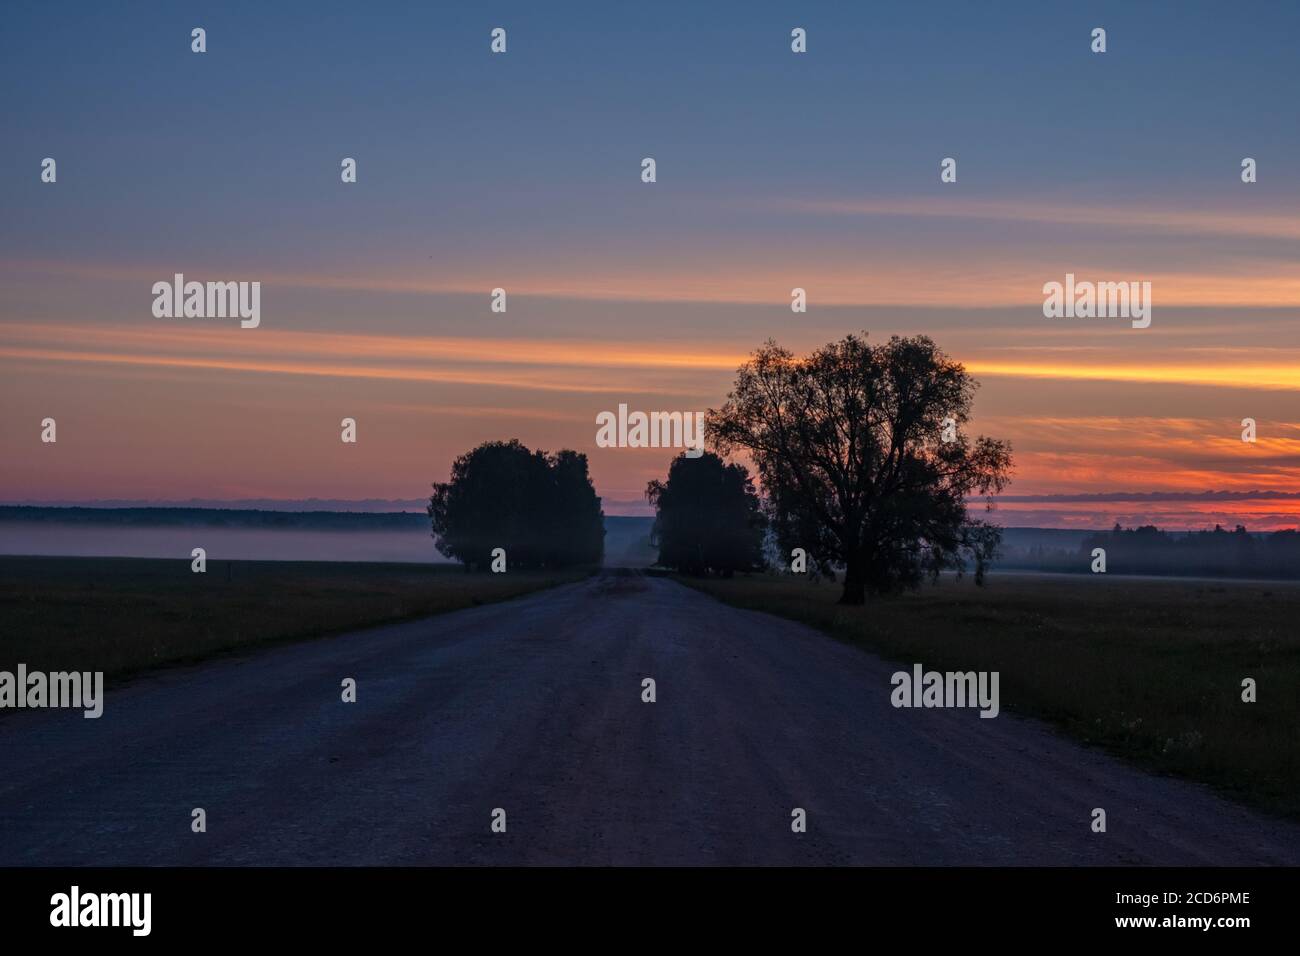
679,571 -> 1300,818
0,556 -> 586,682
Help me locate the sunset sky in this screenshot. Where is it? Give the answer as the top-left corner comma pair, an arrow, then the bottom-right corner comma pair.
3,2 -> 1299,528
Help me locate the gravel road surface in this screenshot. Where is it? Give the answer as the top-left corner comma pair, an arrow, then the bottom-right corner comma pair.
2,571 -> 1296,865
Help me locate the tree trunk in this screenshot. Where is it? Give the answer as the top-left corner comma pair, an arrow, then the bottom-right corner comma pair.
839,557 -> 866,605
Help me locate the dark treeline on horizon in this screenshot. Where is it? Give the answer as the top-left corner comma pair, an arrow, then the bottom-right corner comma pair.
996,524 -> 1300,580
0,506 -> 428,530
1084,524 -> 1300,579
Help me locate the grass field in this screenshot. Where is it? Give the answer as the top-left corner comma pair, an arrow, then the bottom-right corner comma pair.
680,571 -> 1300,818
0,556 -> 586,682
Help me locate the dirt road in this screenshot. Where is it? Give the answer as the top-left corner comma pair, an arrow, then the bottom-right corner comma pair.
2,571 -> 1296,865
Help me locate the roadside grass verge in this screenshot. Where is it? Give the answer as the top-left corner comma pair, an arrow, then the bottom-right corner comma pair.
0,556 -> 587,683
679,571 -> 1300,818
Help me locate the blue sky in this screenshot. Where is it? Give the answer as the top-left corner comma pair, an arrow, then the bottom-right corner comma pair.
3,2 -> 1299,527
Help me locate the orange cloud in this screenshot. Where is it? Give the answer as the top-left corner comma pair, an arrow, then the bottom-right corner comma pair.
968,359 -> 1300,391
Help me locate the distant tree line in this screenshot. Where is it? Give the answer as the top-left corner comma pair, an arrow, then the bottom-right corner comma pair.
427,335 -> 1012,599
1082,524 -> 1300,579
428,336 -> 1300,589
428,440 -> 604,570
0,506 -> 426,530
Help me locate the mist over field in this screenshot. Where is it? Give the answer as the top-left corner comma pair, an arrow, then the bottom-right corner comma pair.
0,508 -> 658,566
2,507 -> 1297,579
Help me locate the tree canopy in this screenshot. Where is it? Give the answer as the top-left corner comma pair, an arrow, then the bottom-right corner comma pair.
707,333 -> 1012,603
645,451 -> 767,576
428,439 -> 604,570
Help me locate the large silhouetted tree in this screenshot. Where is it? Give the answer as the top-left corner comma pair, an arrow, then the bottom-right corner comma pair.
645,451 -> 767,576
707,333 -> 1012,604
428,439 -> 604,570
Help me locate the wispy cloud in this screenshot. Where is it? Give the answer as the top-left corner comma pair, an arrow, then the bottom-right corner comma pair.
0,323 -> 744,393
767,196 -> 1300,243
8,236 -> 1300,309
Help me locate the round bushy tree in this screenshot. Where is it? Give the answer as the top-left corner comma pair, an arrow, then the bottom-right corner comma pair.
645,451 -> 766,576
429,440 -> 604,570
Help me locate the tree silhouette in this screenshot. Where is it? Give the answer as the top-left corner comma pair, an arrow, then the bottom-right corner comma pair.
1079,523 -> 1300,579
645,451 -> 767,576
428,439 -> 604,570
708,333 -> 1012,603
